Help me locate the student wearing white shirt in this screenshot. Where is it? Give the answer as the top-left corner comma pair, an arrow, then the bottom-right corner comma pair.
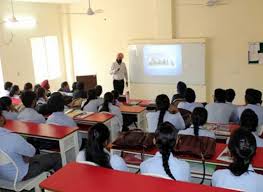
17,91 -> 46,124
0,81 -> 13,97
147,94 -> 185,133
9,85 -> 20,99
240,109 -> 263,147
177,88 -> 204,112
99,92 -> 123,141
205,89 -> 235,124
225,88 -> 239,122
82,89 -> 103,112
238,89 -> 263,126
0,97 -> 18,120
140,122 -> 190,181
0,111 -> 62,182
171,81 -> 187,103
76,123 -> 128,171
36,87 -> 48,106
110,53 -> 128,95
178,107 -> 215,139
46,92 -> 77,128
212,129 -> 263,192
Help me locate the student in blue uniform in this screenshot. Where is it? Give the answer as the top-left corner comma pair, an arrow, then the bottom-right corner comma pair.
1,81 -> 13,97
140,122 -> 190,181
73,82 -> 87,100
82,89 -> 103,112
177,88 -> 204,112
171,81 -> 187,103
146,94 -> 185,132
0,97 -> 18,120
212,129 -> 263,192
178,107 -> 215,139
0,110 -> 62,182
240,109 -> 263,147
76,123 -> 128,171
17,91 -> 46,124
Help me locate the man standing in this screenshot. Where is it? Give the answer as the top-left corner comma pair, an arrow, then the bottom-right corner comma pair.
110,53 -> 128,95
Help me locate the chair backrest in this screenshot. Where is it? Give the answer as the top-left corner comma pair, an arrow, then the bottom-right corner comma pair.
141,173 -> 173,180
0,149 -> 19,190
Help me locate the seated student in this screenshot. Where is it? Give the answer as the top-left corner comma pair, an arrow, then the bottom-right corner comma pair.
23,82 -> 33,92
58,81 -> 70,93
111,90 -> 120,106
99,92 -> 123,141
71,82 -> 77,93
225,88 -> 239,123
40,80 -> 51,97
146,94 -> 185,133
177,88 -> 203,112
0,110 -> 62,182
33,84 -> 41,93
76,123 -> 128,171
95,85 -> 103,98
255,89 -> 262,106
240,109 -> 263,147
205,89 -> 235,124
0,97 -> 18,120
1,81 -> 13,97
36,87 -> 48,106
46,92 -> 77,128
212,129 -> 263,192
9,85 -> 20,99
178,107 -> 215,139
171,81 -> 187,103
82,89 -> 102,112
73,82 -> 87,100
238,89 -> 263,126
17,91 -> 46,124
140,122 -> 190,181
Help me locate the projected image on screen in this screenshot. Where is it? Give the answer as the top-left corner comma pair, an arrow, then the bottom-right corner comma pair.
143,45 -> 182,76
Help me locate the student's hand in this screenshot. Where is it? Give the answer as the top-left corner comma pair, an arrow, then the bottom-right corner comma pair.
169,104 -> 179,114
126,82 -> 128,87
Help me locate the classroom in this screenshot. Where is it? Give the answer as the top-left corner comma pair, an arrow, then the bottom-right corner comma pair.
0,0 -> 263,191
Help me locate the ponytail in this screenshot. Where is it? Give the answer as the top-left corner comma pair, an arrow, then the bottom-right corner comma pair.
99,92 -> 114,113
82,89 -> 97,110
155,122 -> 178,180
155,94 -> 170,128
157,109 -> 166,127
99,100 -> 110,112
191,107 -> 208,137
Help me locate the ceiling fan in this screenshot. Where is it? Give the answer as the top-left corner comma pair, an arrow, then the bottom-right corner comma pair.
176,0 -> 228,7
65,0 -> 104,16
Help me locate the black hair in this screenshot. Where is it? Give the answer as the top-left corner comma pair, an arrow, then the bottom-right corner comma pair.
99,92 -> 114,112
95,85 -> 103,97
184,88 -> 196,103
20,91 -> 37,108
47,92 -> 64,112
214,89 -> 226,103
85,123 -> 112,168
111,90 -> 120,105
9,85 -> 20,97
228,129 -> 256,176
245,89 -> 257,105
0,97 -> 12,111
191,107 -> 208,136
254,89 -> 262,105
36,87 -> 46,100
226,89 -> 236,103
24,82 -> 33,92
34,84 -> 41,93
61,81 -> 69,88
156,94 -> 170,127
177,81 -> 187,95
76,82 -> 84,91
72,82 -> 77,92
240,109 -> 258,133
155,122 -> 178,180
81,89 -> 97,110
4,82 -> 13,91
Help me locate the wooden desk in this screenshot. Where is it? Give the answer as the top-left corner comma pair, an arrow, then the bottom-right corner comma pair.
4,120 -> 79,165
128,99 -> 153,107
205,123 -> 240,138
40,162 -> 237,192
120,104 -> 146,129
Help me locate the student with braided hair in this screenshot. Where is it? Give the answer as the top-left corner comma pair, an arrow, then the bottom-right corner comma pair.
212,129 -> 263,192
146,94 -> 185,133
140,122 -> 190,181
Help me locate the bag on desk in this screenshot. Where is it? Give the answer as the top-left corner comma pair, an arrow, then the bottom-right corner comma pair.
175,135 -> 216,159
112,129 -> 155,150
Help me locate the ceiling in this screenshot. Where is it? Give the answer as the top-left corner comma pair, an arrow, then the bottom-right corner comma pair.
14,0 -> 81,4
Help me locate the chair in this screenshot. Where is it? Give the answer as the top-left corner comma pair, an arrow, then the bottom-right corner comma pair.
141,173 -> 173,180
0,149 -> 49,192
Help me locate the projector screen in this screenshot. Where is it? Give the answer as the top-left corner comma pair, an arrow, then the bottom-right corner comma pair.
129,43 -> 205,85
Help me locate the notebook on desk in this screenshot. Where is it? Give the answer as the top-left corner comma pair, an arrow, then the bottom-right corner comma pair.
216,147 -> 233,163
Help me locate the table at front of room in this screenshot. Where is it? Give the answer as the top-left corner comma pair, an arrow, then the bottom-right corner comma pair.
39,162 -> 239,192
111,143 -> 263,181
4,120 -> 79,165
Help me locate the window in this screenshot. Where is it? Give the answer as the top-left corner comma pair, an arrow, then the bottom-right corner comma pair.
30,36 -> 61,83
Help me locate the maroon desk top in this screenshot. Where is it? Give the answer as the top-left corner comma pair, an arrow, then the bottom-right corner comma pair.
4,120 -> 78,139
74,112 -> 114,124
120,104 -> 146,113
40,162 -> 238,192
